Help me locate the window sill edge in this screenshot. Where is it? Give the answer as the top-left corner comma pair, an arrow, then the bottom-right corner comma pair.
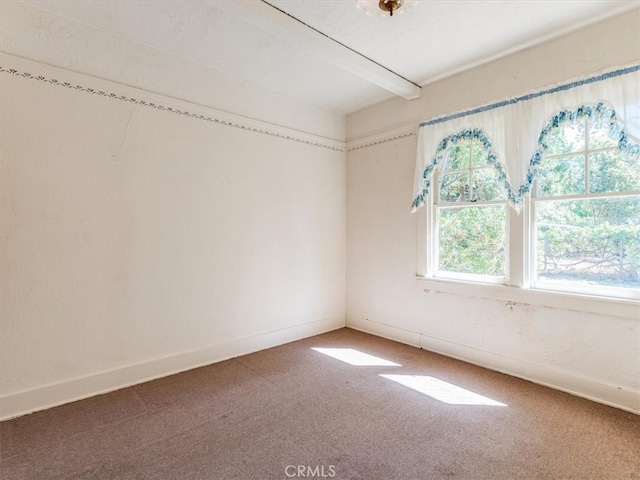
415,276 -> 639,319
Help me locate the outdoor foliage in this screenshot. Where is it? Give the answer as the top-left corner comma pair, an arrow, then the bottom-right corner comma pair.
436,142 -> 506,277
438,205 -> 505,275
536,118 -> 639,288
435,118 -> 639,288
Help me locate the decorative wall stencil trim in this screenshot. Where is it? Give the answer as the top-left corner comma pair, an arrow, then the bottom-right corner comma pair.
347,316 -> 640,414
0,60 -> 345,153
0,315 -> 346,421
347,132 -> 416,152
347,125 -> 416,152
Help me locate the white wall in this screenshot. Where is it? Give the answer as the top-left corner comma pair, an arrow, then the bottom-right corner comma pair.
2,3 -> 638,421
0,53 -> 346,419
0,0 -> 346,141
346,10 -> 640,413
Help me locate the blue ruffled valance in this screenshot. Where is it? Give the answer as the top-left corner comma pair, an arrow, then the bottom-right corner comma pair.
411,128 -> 511,211
412,65 -> 640,213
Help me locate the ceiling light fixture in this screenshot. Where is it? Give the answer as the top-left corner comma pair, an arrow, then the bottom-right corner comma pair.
356,0 -> 416,17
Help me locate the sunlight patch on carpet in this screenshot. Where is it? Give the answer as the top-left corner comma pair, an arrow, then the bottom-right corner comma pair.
312,348 -> 401,366
381,375 -> 507,406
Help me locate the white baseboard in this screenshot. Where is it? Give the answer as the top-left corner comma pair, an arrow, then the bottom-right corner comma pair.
346,316 -> 639,414
0,315 -> 346,421
347,316 -> 421,348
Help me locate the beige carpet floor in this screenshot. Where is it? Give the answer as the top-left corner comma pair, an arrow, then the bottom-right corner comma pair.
1,328 -> 639,479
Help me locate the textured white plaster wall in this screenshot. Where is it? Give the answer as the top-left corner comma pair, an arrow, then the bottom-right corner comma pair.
346,11 -> 640,409
347,136 -> 639,391
0,0 -> 346,141
0,55 -> 346,396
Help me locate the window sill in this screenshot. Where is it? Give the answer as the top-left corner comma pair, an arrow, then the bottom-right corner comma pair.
415,276 -> 640,319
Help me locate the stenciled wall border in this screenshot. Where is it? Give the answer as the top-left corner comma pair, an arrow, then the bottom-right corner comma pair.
347,132 -> 416,152
346,125 -> 417,153
0,61 -> 345,153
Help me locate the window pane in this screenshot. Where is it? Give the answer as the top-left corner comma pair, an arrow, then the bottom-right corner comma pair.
590,151 -> 640,194
472,167 -> 507,201
588,118 -> 617,150
438,205 -> 506,276
537,155 -> 585,197
439,172 -> 470,203
543,121 -> 585,156
443,145 -> 470,171
471,142 -> 487,166
536,196 -> 640,289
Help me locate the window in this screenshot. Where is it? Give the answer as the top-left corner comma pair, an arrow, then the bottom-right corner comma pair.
419,110 -> 639,301
414,68 -> 640,302
430,137 -> 508,283
531,117 -> 640,298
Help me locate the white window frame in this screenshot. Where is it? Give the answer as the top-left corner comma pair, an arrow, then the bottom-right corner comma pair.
418,124 -> 640,306
528,117 -> 640,301
426,141 -> 510,286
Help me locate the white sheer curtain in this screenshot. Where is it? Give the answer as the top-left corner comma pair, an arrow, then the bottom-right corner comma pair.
412,66 -> 640,213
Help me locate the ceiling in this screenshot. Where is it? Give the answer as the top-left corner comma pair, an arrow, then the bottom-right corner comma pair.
15,0 -> 640,115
